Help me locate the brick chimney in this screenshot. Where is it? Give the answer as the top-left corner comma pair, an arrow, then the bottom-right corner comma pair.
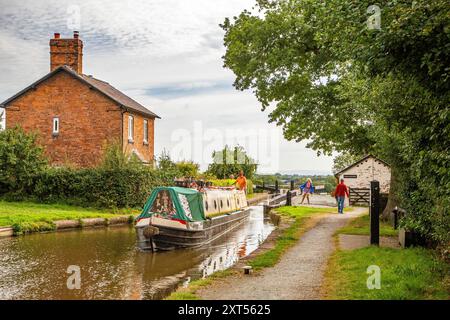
50,31 -> 83,74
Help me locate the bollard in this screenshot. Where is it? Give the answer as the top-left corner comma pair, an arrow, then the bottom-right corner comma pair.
243,266 -> 252,275
286,190 -> 292,206
370,180 -> 380,246
290,180 -> 295,191
275,180 -> 279,194
393,206 -> 398,229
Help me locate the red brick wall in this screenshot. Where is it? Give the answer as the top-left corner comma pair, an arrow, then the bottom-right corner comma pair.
6,71 -> 123,167
122,111 -> 155,165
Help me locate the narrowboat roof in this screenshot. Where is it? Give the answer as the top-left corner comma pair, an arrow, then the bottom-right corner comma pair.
137,186 -> 205,222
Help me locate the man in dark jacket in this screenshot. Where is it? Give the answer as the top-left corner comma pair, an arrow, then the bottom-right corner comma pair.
334,179 -> 349,214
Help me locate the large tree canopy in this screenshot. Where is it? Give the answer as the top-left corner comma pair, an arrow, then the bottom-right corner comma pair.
222,0 -> 449,245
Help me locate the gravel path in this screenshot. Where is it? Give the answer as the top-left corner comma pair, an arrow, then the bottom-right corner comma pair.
197,207 -> 367,300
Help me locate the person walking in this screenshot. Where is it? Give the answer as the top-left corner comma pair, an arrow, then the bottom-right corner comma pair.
334,178 -> 349,214
299,178 -> 314,204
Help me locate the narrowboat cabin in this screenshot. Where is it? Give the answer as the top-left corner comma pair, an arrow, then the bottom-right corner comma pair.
135,187 -> 249,251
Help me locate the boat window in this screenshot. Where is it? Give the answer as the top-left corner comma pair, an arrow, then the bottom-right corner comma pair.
220,200 -> 223,208
205,201 -> 209,211
237,198 -> 240,205
214,200 -> 217,209
227,199 -> 230,207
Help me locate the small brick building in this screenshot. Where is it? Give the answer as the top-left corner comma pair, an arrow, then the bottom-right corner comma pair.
1,32 -> 159,167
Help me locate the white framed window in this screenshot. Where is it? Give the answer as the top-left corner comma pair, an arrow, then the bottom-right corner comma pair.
143,119 -> 148,144
128,115 -> 134,142
53,117 -> 59,135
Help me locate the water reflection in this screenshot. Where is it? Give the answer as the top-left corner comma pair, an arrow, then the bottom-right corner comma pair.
0,206 -> 274,300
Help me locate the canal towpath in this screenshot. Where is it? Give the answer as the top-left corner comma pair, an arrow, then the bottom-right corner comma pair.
196,207 -> 367,300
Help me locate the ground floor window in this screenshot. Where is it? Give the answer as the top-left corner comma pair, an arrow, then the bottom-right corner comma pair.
52,117 -> 59,135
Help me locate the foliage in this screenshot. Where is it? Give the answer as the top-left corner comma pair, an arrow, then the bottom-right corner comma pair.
100,140 -> 142,170
332,153 -> 363,174
11,221 -> 56,235
221,0 -> 450,245
0,141 -> 177,208
29,166 -> 175,209
0,127 -> 48,195
157,149 -> 178,172
207,145 -> 257,179
324,247 -> 449,300
175,160 -> 200,178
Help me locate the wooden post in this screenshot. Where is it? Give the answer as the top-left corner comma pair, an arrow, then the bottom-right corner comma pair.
370,180 -> 380,246
290,180 -> 295,191
393,206 -> 398,229
275,180 -> 279,194
286,190 -> 292,206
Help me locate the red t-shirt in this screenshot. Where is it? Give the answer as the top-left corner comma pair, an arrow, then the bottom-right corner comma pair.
335,183 -> 349,197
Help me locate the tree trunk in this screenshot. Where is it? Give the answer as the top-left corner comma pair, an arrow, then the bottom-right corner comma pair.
382,165 -> 400,221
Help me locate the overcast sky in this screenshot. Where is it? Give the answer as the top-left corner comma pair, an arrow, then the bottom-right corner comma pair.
0,0 -> 334,174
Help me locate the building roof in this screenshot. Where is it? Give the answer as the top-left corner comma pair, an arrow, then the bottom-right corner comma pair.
0,65 -> 160,119
334,154 -> 390,177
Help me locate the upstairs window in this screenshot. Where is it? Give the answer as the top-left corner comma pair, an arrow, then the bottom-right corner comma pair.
143,119 -> 149,144
53,117 -> 59,135
128,115 -> 134,142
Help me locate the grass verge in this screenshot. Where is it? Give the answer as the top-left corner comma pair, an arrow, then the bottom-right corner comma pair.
323,213 -> 449,300
0,200 -> 139,234
337,213 -> 398,237
323,246 -> 449,299
166,205 -> 335,300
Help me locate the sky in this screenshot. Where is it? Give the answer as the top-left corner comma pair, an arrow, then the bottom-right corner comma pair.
0,0 -> 334,175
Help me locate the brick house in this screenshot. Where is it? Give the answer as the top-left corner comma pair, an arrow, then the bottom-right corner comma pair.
1,32 -> 159,167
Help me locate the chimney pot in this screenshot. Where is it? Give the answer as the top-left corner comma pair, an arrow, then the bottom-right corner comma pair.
54,33 -> 60,39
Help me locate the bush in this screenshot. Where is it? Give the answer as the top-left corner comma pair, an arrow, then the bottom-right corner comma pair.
175,161 -> 200,178
9,141 -> 179,209
0,127 -> 47,194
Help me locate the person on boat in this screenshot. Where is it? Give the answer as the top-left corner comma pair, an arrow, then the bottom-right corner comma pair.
234,170 -> 247,193
334,178 -> 349,214
299,178 -> 314,204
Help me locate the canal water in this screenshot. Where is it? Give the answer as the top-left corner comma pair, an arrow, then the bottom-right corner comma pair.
0,205 -> 275,300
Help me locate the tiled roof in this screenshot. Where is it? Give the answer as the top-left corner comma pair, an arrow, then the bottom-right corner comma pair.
1,65 -> 160,119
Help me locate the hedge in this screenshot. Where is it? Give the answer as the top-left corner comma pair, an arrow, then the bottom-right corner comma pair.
28,167 -> 176,208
